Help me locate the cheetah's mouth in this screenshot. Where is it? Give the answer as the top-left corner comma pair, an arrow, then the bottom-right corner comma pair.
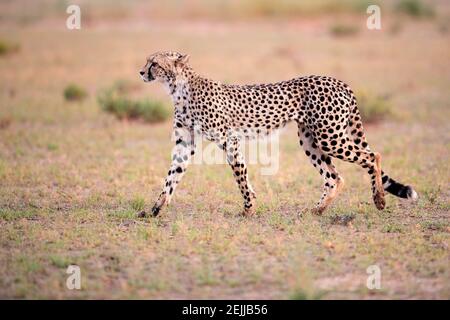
142,73 -> 154,82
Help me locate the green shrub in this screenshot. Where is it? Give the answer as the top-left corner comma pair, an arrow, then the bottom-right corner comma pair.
356,90 -> 392,123
64,84 -> 88,101
329,24 -> 359,37
47,143 -> 58,151
395,0 -> 435,18
0,39 -> 20,56
98,81 -> 169,123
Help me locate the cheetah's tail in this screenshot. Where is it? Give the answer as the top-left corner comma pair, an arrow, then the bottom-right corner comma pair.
346,91 -> 418,201
381,171 -> 418,201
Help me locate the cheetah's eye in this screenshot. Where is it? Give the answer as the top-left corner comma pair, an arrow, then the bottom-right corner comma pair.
148,61 -> 159,69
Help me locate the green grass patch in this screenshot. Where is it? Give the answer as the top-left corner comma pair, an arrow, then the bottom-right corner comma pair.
382,223 -> 404,233
420,220 -> 448,232
107,209 -> 137,220
0,209 -> 37,221
422,185 -> 441,205
289,287 -> 327,300
130,196 -> 145,212
16,255 -> 43,273
195,257 -> 219,286
49,255 -> 71,268
64,84 -> 88,102
98,81 -> 169,123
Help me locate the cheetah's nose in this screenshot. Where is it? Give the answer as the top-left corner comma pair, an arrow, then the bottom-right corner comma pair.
139,71 -> 145,76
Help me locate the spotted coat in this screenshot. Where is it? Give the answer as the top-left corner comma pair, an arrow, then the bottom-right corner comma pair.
139,51 -> 418,217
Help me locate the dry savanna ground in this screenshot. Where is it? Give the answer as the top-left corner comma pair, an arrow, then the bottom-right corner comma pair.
0,0 -> 449,299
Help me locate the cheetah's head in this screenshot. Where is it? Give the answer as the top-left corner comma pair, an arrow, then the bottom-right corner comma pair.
139,51 -> 190,84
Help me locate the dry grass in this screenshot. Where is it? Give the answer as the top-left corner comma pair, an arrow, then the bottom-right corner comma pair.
0,1 -> 449,299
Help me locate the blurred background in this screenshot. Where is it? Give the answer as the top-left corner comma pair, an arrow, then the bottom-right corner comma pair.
0,0 -> 449,299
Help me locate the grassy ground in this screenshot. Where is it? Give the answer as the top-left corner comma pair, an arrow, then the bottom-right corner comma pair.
0,2 -> 449,299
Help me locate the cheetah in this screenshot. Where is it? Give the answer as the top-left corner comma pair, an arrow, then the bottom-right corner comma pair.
138,51 -> 418,217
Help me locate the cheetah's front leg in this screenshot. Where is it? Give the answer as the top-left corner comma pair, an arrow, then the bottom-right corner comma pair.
140,127 -> 195,217
224,136 -> 256,216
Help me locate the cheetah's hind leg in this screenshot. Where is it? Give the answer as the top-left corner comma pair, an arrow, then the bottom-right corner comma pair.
310,176 -> 345,215
297,123 -> 345,215
373,152 -> 386,210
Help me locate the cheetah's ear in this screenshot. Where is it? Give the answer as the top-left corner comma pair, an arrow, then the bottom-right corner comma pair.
176,54 -> 190,67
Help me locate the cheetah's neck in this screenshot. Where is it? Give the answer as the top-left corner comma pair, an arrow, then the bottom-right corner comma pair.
166,67 -> 202,108
165,70 -> 193,117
